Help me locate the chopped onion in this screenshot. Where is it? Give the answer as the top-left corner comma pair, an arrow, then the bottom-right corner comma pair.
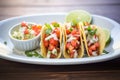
73,50 -> 78,58
92,51 -> 97,56
67,36 -> 76,42
45,33 -> 58,41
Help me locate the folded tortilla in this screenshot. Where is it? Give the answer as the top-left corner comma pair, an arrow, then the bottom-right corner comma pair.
63,23 -> 84,58
40,23 -> 63,58
79,23 -> 106,56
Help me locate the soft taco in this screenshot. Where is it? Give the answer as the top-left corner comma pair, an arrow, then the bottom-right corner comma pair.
63,23 -> 84,58
40,22 -> 62,58
79,22 -> 106,56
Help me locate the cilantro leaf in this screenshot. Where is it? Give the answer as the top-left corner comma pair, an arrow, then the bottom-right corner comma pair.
25,50 -> 43,58
103,50 -> 109,54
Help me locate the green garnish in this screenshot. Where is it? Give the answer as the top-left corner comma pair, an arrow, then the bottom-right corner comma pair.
25,50 -> 43,58
89,29 -> 97,35
4,41 -> 7,45
69,27 -> 73,32
87,26 -> 97,36
45,29 -> 52,34
52,23 -> 60,27
103,50 -> 109,54
25,51 -> 33,57
87,26 -> 92,31
45,23 -> 52,34
47,51 -> 51,54
45,23 -> 51,29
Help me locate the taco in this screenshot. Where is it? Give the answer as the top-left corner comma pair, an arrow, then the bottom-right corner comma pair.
40,22 -> 62,58
79,22 -> 106,56
63,23 -> 84,58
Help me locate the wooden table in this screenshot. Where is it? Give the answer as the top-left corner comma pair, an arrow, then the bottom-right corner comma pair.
0,0 -> 120,80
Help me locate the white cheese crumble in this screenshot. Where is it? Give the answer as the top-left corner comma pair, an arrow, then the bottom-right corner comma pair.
73,50 -> 78,58
52,48 -> 57,55
92,51 -> 97,56
30,30 -> 35,34
67,36 -> 76,42
45,33 -> 58,41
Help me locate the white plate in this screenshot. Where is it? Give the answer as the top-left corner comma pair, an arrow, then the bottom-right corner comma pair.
0,13 -> 120,65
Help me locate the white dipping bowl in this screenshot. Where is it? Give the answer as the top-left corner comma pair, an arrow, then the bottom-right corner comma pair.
9,22 -> 41,51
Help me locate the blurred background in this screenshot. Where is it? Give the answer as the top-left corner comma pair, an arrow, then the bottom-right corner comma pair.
0,0 -> 120,22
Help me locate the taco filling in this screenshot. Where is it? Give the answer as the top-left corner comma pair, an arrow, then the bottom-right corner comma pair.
64,23 -> 83,58
42,22 -> 61,58
82,23 -> 100,56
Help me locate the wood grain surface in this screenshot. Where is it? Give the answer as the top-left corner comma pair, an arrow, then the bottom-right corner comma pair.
0,0 -> 120,80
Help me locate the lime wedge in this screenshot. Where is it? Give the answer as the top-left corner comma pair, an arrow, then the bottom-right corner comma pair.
65,10 -> 92,25
103,29 -> 111,46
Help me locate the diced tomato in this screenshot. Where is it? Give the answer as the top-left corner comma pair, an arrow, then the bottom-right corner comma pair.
68,45 -> 74,52
89,44 -> 96,51
50,54 -> 56,58
66,42 -> 71,49
32,25 -> 37,30
94,42 -> 99,48
88,48 -> 92,56
21,21 -> 28,27
71,40 -> 77,47
49,38 -> 58,46
24,29 -> 29,34
48,44 -> 55,51
75,36 -> 80,40
53,28 -> 60,38
66,29 -> 70,34
35,31 -> 40,36
37,25 -> 42,30
70,50 -> 74,58
32,25 -> 41,35
76,31 -> 80,35
44,40 -> 49,48
71,29 -> 77,35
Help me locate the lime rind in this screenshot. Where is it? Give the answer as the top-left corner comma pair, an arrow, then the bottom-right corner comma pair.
103,28 -> 111,46
65,10 -> 92,24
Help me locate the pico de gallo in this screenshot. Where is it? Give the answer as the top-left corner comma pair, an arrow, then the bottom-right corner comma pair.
43,22 -> 61,58
12,21 -> 42,40
65,23 -> 81,58
83,22 -> 100,56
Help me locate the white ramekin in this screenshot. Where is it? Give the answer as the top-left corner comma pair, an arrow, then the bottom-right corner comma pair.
8,22 -> 41,51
